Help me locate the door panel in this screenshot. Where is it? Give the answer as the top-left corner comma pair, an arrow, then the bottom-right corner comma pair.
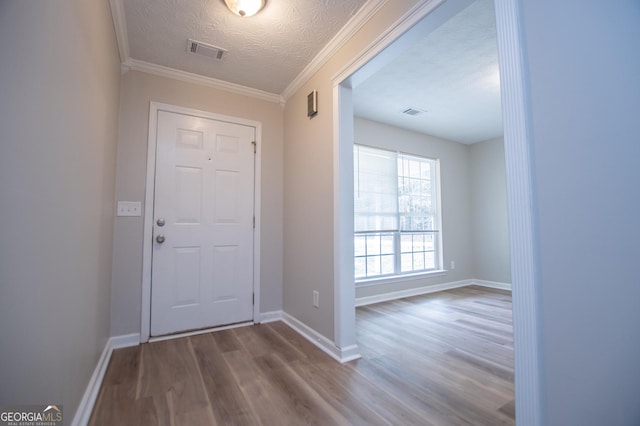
151,110 -> 255,336
174,166 -> 203,223
214,170 -> 240,223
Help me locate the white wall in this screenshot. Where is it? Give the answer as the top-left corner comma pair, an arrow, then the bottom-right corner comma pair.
353,117 -> 474,298
470,137 -> 510,284
111,71 -> 284,336
519,0 -> 640,424
0,0 -> 120,419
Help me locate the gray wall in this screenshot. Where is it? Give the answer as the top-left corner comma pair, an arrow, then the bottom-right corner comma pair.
353,117 -> 474,298
470,137 -> 510,283
111,71 -> 284,336
519,0 -> 640,424
282,0 -> 421,342
0,0 -> 120,420
280,0 -> 508,358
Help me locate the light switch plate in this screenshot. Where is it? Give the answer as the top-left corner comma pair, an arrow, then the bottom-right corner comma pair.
117,201 -> 142,217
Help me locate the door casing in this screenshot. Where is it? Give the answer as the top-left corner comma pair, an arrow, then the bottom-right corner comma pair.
140,101 -> 262,342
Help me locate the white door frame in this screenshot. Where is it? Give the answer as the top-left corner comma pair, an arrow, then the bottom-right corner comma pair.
140,102 -> 262,342
332,0 -> 540,424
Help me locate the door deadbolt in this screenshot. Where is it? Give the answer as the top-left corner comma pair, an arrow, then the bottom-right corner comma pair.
156,218 -> 165,227
156,234 -> 165,244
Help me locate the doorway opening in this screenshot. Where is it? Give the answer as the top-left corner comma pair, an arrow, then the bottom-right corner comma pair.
332,0 -> 540,423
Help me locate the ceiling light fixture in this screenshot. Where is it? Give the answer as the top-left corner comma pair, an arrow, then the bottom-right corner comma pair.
224,0 -> 265,17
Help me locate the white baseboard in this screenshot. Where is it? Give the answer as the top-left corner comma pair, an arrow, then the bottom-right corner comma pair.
472,279 -> 512,291
261,310 -> 359,362
338,344 -> 361,363
258,310 -> 283,323
111,333 -> 141,349
70,340 -> 112,426
355,279 -> 474,307
71,334 -> 140,426
281,312 -> 361,363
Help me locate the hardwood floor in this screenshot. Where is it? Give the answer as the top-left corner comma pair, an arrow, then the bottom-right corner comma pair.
90,285 -> 514,425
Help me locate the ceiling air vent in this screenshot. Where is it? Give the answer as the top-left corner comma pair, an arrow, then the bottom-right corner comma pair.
402,108 -> 426,116
187,39 -> 227,61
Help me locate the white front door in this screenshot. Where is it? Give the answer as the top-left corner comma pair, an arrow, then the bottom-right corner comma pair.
151,110 -> 255,336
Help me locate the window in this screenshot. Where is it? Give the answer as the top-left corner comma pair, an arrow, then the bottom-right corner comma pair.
354,145 -> 441,281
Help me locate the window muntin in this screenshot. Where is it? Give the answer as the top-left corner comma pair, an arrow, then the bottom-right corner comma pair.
354,145 -> 441,281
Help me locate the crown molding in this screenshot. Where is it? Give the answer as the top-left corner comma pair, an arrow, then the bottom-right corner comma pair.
331,0 -> 445,85
109,0 -> 130,63
124,59 -> 283,104
110,0 -> 385,104
281,0 -> 389,100
109,0 -> 282,104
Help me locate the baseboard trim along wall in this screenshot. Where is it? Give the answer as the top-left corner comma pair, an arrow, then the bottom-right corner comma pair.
355,279 -> 512,307
472,279 -> 512,291
355,279 -> 473,307
260,310 -> 360,362
258,310 -> 284,324
281,312 -> 361,363
71,333 -> 140,426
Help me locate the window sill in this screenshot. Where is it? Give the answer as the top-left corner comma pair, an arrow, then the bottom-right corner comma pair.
355,269 -> 448,288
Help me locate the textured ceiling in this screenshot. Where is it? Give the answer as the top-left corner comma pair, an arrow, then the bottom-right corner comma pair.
353,0 -> 503,144
120,0 -> 502,143
124,0 -> 368,94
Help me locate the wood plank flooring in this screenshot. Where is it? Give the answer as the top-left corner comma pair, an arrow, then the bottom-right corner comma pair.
90,285 -> 514,425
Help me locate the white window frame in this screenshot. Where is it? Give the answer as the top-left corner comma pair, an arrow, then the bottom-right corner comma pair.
354,144 -> 444,284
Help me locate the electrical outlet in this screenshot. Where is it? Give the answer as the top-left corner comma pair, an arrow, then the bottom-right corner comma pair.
450,260 -> 456,270
313,291 -> 319,308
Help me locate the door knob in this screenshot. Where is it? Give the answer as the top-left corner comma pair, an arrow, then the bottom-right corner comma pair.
156,234 -> 165,244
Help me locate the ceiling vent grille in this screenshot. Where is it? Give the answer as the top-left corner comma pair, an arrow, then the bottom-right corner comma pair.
187,39 -> 227,61
402,108 -> 425,116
